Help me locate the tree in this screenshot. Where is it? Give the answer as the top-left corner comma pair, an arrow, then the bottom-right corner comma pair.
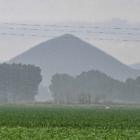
49,70 -> 140,103
0,63 -> 42,102
49,73 -> 74,103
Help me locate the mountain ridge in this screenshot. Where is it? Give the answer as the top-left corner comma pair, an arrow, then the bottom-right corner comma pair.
129,62 -> 140,70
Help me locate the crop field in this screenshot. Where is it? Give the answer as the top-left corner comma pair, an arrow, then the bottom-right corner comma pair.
0,105 -> 140,139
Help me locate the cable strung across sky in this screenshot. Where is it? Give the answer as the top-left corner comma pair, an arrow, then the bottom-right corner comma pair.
1,32 -> 140,42
0,27 -> 140,35
0,22 -> 140,43
1,22 -> 140,30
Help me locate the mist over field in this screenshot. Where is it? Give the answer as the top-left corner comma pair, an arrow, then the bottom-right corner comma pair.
1,1 -> 140,139
5,34 -> 139,102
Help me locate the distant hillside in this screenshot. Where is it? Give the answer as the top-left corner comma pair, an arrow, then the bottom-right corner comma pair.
129,63 -> 140,70
9,34 -> 140,86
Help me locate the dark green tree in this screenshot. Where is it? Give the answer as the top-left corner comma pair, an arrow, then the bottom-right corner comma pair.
49,70 -> 140,103
0,63 -> 42,102
49,73 -> 74,103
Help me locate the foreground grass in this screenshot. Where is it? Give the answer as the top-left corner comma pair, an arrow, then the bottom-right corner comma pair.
1,127 -> 140,140
0,105 -> 140,139
0,106 -> 140,129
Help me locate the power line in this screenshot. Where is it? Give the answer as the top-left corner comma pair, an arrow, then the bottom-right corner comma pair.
1,22 -> 140,31
0,27 -> 140,35
1,32 -> 140,42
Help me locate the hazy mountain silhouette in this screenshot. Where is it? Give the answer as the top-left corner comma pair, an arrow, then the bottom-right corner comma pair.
9,34 -> 140,85
129,63 -> 140,70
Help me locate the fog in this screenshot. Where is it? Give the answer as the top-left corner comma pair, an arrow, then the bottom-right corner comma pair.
0,0 -> 140,103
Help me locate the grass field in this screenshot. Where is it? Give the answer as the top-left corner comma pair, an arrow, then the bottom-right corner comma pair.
0,103 -> 140,139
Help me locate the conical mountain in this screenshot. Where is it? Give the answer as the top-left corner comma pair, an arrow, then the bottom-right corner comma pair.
9,34 -> 140,85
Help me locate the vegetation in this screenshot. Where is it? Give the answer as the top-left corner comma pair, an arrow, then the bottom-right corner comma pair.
0,105 -> 140,139
0,60 -> 140,139
49,70 -> 140,103
0,63 -> 42,102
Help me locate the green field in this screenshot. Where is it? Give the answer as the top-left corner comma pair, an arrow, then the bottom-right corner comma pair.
0,104 -> 140,139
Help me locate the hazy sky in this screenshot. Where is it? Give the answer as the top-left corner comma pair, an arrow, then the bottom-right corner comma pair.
0,0 -> 140,64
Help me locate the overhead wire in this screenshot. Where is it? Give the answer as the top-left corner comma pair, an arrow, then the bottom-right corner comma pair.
1,22 -> 140,30
0,22 -> 140,42
0,27 -> 140,35
1,32 -> 140,42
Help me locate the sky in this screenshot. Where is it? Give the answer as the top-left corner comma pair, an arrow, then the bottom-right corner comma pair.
0,0 -> 140,64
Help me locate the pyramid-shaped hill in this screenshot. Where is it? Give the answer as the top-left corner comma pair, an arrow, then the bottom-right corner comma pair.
9,34 -> 140,85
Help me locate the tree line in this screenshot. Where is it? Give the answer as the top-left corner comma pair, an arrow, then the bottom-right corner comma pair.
49,70 -> 140,103
0,63 -> 42,102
